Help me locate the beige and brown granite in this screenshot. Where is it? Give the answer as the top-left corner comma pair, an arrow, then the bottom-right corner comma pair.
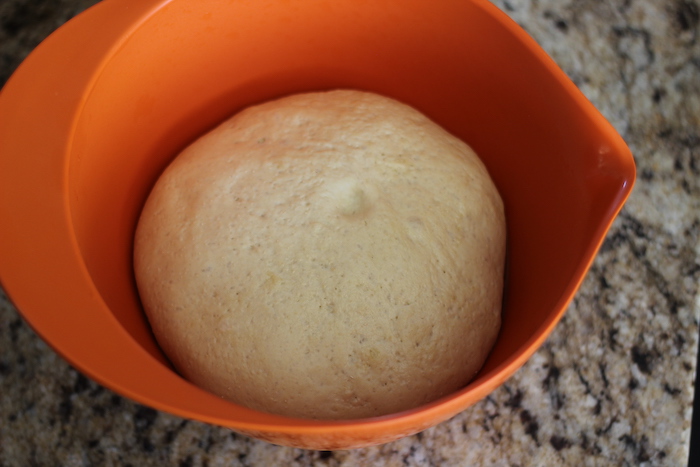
1,0 -> 699,465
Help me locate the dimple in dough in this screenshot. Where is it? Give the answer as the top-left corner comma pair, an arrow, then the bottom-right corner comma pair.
134,90 -> 506,420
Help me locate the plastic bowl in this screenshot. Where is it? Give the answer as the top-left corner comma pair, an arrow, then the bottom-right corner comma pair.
0,0 -> 634,450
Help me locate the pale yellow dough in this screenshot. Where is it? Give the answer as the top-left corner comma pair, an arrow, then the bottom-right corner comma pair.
134,90 -> 506,420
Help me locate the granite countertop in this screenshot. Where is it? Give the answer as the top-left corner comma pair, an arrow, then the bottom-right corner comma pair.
1,0 -> 699,465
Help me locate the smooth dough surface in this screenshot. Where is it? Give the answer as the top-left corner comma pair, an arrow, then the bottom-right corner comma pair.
134,90 -> 506,420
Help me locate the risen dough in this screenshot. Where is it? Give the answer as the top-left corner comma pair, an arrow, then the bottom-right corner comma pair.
134,90 -> 506,420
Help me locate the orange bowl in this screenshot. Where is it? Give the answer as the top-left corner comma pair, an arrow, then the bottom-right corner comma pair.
0,0 -> 634,450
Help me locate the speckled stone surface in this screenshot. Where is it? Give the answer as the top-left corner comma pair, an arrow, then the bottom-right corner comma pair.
1,0 -> 699,465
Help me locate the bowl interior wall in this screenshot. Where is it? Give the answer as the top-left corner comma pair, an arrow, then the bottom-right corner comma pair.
67,0 -> 626,378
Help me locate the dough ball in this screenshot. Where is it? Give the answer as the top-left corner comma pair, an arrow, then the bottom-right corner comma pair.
134,90 -> 506,420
